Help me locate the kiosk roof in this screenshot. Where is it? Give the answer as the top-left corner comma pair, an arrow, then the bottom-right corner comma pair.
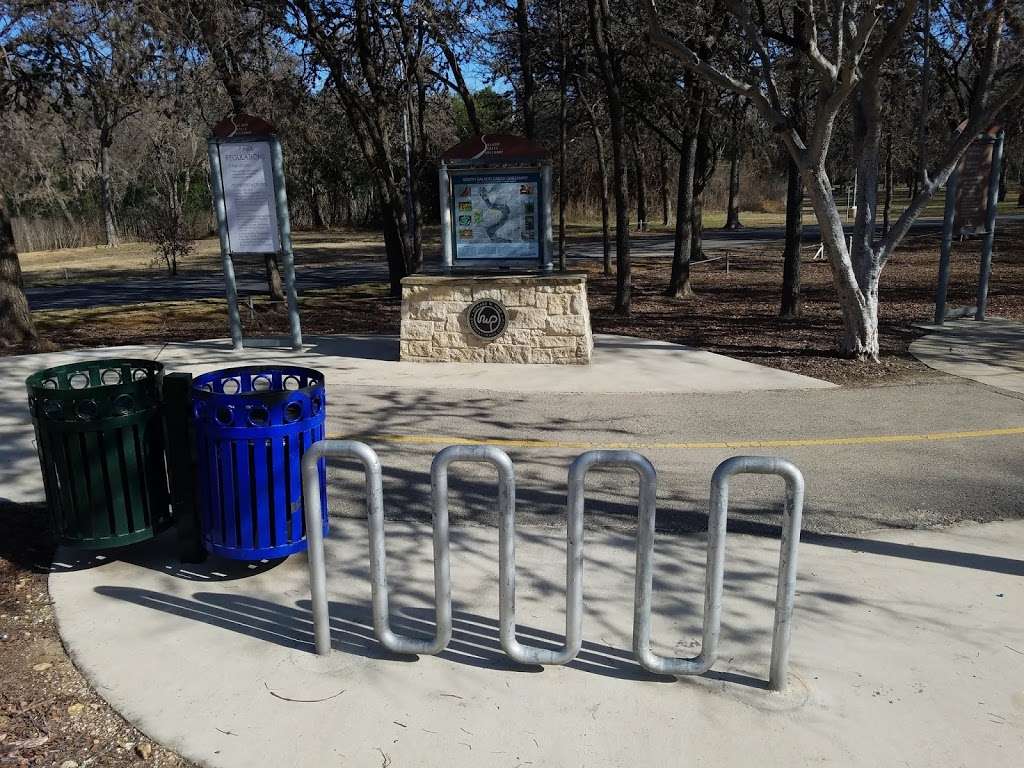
442,134 -> 548,164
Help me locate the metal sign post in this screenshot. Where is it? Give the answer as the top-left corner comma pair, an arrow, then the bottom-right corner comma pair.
976,129 -> 1004,320
933,126 -> 1004,325
208,114 -> 303,351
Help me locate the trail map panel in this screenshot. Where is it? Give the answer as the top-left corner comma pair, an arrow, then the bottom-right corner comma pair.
450,171 -> 541,261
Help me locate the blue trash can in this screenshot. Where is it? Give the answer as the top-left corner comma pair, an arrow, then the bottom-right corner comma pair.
191,366 -> 328,560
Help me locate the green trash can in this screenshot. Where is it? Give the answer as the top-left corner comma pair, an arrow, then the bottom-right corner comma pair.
26,359 -> 172,549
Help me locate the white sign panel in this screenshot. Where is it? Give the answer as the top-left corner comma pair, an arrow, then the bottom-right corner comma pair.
450,171 -> 541,260
219,141 -> 280,253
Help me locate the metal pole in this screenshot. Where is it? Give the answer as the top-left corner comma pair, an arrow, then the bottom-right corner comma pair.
207,139 -> 243,351
934,168 -> 959,325
439,163 -> 453,271
976,131 -> 1004,321
541,163 -> 554,272
769,459 -> 805,692
301,441 -> 331,656
269,137 -> 302,350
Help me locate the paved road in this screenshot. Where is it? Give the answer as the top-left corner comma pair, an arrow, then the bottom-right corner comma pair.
33,214 -> 1017,312
320,377 -> 1024,537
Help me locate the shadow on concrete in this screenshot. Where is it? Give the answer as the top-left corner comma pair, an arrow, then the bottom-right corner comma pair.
93,586 -> 685,684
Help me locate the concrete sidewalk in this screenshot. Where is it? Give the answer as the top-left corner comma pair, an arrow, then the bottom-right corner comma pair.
51,518 -> 1024,768
911,318 -> 1024,394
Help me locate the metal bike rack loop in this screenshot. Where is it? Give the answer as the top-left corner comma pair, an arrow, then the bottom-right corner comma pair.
501,449 -> 658,665
302,440 -> 451,656
301,441 -> 804,692
634,455 -> 804,691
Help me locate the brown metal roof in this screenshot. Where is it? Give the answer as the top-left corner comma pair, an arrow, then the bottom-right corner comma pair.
441,134 -> 547,163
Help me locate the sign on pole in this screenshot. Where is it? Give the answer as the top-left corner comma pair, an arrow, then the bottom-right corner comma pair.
208,113 -> 302,351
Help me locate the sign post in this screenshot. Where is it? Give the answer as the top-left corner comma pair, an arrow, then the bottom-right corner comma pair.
933,125 -> 1003,325
208,114 -> 302,351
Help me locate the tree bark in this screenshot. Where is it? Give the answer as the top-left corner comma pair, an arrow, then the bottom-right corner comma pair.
99,125 -> 118,247
0,207 -> 38,348
724,148 -> 743,229
589,121 -> 612,276
690,121 -> 712,263
780,155 -> 803,318
514,0 -> 537,140
659,142 -> 671,226
668,125 -> 697,297
557,0 -> 568,270
587,0 -> 630,313
632,127 -> 647,231
882,132 -> 893,237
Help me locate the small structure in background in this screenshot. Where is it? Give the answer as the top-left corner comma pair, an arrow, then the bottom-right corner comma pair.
934,125 -> 1005,324
401,135 -> 592,365
207,114 -> 302,350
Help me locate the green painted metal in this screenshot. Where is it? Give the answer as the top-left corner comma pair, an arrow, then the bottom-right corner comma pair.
162,372 -> 205,563
26,359 -> 172,549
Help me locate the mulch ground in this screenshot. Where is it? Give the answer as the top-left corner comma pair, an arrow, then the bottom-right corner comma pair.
0,503 -> 195,768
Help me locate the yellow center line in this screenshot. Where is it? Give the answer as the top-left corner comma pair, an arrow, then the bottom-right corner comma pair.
328,426 -> 1024,451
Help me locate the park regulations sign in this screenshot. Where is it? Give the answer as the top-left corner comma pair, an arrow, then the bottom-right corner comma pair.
218,141 -> 281,254
450,171 -> 541,261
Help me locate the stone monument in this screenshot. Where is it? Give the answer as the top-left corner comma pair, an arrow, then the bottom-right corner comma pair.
400,134 -> 593,365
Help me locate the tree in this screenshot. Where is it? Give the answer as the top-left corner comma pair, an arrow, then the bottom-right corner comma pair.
587,0 -> 632,313
646,0 -> 1024,360
21,1 -> 158,247
0,9 -> 40,348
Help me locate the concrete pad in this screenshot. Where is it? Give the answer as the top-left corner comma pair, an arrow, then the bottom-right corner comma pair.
0,334 -> 831,503
911,318 -> 1024,393
51,518 -> 1024,768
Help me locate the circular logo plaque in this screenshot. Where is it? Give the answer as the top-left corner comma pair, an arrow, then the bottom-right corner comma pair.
467,299 -> 509,340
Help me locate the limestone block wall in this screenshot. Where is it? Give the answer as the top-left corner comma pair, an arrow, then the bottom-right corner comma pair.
400,274 -> 593,364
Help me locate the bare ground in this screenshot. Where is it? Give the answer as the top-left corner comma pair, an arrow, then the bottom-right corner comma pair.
0,502 -> 195,768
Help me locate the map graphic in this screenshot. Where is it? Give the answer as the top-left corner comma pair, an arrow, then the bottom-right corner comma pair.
450,172 -> 541,260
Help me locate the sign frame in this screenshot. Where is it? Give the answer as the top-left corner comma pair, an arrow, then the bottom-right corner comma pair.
438,135 -> 554,272
207,119 -> 302,352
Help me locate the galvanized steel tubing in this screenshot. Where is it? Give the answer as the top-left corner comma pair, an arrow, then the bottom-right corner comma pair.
302,442 -> 804,691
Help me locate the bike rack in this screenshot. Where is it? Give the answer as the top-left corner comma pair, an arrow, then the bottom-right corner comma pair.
301,442 -> 805,691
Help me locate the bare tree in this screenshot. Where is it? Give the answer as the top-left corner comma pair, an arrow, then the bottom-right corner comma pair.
587,0 -> 631,313
646,0 -> 1024,360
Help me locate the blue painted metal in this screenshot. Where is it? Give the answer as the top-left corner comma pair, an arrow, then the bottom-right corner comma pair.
191,366 -> 327,560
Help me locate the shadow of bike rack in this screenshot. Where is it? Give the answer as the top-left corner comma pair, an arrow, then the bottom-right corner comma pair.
302,440 -> 804,692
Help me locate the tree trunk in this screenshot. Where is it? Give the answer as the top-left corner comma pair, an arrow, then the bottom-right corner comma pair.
724,149 -> 743,229
882,133 -> 893,238
659,142 -> 671,226
590,121 -> 612,276
780,156 -> 803,318
1018,161 -> 1023,207
587,0 -> 630,313
99,126 -> 118,247
690,123 -> 712,263
557,0 -> 568,271
514,0 -> 536,140
668,126 -> 697,297
264,253 -> 285,301
803,167 -> 880,360
310,183 -> 325,229
632,127 -> 647,232
0,207 -> 38,347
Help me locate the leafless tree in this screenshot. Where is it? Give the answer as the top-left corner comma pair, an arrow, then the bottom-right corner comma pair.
646,0 -> 1024,360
